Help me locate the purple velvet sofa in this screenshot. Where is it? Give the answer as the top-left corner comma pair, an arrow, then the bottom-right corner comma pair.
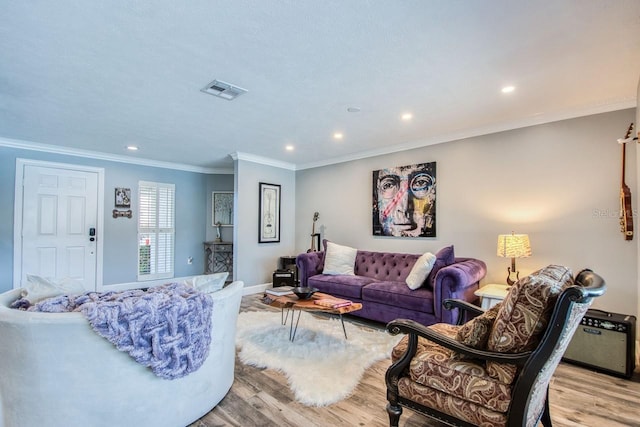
296,245 -> 486,326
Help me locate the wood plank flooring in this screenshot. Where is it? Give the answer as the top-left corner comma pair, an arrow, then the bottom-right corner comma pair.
189,294 -> 640,427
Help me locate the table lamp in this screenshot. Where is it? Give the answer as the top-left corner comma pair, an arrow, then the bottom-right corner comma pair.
497,232 -> 532,285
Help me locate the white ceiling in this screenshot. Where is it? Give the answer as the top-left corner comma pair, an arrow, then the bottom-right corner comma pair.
1,1 -> 639,171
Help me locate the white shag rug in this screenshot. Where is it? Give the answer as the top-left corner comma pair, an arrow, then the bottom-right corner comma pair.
236,310 -> 402,407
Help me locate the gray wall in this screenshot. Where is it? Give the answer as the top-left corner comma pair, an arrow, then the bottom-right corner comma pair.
295,109 -> 638,317
234,158 -> 296,286
0,146 -> 232,291
636,78 -> 640,324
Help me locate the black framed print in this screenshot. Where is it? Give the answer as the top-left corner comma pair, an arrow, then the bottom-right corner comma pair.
258,182 -> 280,243
115,187 -> 131,208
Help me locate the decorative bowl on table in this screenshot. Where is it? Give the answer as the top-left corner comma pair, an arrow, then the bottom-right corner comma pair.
292,287 -> 319,300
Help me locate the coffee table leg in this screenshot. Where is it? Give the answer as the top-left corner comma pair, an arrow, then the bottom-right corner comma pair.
281,307 -> 291,325
289,309 -> 302,341
283,309 -> 349,341
339,314 -> 348,339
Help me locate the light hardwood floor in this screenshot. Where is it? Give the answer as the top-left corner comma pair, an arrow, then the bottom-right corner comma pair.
189,294 -> 640,427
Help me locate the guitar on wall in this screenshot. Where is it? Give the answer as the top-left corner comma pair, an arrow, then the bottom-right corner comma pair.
307,212 -> 320,253
619,123 -> 634,241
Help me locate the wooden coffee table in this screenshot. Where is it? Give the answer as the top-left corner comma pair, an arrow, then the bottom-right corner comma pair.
263,292 -> 362,342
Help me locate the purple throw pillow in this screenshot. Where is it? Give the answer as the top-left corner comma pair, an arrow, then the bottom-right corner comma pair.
427,245 -> 455,289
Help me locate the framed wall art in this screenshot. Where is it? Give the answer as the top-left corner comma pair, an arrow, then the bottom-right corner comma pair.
372,161 -> 436,238
212,191 -> 234,226
114,187 -> 131,208
258,182 -> 281,243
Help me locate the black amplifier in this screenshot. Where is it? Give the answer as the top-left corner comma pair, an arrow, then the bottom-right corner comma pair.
272,269 -> 296,287
279,256 -> 298,281
563,309 -> 636,378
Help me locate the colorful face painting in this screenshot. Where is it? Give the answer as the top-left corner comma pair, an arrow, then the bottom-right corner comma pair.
372,162 -> 436,237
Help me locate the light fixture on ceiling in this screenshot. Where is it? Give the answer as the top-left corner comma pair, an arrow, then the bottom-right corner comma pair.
401,113 -> 413,121
333,132 -> 344,140
285,145 -> 294,151
347,107 -> 361,113
126,145 -> 139,151
501,85 -> 516,94
201,79 -> 248,100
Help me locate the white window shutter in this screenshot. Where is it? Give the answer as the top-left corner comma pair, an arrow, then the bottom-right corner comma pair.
137,181 -> 175,281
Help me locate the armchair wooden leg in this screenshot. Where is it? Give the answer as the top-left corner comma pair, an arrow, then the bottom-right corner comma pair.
540,387 -> 552,427
386,402 -> 402,427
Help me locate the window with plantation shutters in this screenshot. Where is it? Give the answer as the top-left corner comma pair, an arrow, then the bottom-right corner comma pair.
138,181 -> 175,281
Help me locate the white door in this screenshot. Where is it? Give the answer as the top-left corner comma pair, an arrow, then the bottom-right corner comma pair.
17,163 -> 100,290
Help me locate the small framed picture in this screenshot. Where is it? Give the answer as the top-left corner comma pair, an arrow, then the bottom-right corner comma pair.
115,187 -> 131,208
258,182 -> 281,243
212,191 -> 234,226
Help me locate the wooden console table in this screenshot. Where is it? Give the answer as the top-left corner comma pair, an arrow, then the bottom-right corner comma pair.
204,241 -> 233,279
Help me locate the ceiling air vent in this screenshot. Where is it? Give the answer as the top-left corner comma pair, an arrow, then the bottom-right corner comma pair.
200,79 -> 248,101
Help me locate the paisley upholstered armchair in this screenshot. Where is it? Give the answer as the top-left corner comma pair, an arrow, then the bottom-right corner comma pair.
385,266 -> 605,427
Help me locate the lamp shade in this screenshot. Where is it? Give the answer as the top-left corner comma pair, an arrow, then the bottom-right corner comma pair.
497,234 -> 532,258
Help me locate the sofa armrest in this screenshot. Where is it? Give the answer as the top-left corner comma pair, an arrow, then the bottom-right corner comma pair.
295,251 -> 325,287
433,258 -> 487,324
386,318 -> 531,364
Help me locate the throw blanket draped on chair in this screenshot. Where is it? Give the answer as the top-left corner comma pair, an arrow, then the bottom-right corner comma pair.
28,283 -> 214,380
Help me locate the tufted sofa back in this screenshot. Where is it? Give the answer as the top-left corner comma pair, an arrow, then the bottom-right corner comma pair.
353,250 -> 420,282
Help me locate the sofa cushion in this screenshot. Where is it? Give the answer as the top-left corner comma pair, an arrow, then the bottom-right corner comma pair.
487,265 -> 573,354
485,265 -> 573,383
308,274 -> 378,299
406,252 -> 437,290
185,272 -> 229,293
322,241 -> 358,275
362,281 -> 434,314
19,275 -> 85,305
397,378 -> 507,427
353,251 -> 420,281
427,245 -> 455,289
456,303 -> 501,349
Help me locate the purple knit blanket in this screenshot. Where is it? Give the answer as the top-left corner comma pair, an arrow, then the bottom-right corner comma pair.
28,282 -> 213,380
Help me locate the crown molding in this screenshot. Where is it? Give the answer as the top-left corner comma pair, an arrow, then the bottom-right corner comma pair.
231,152 -> 296,171
0,137 -> 233,174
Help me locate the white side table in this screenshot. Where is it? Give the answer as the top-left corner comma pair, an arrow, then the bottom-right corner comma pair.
475,284 -> 510,309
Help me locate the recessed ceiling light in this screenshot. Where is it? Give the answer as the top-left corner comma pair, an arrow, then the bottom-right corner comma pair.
126,145 -> 139,151
347,107 -> 361,113
333,132 -> 344,140
501,85 -> 516,94
285,145 -> 294,151
401,113 -> 413,121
